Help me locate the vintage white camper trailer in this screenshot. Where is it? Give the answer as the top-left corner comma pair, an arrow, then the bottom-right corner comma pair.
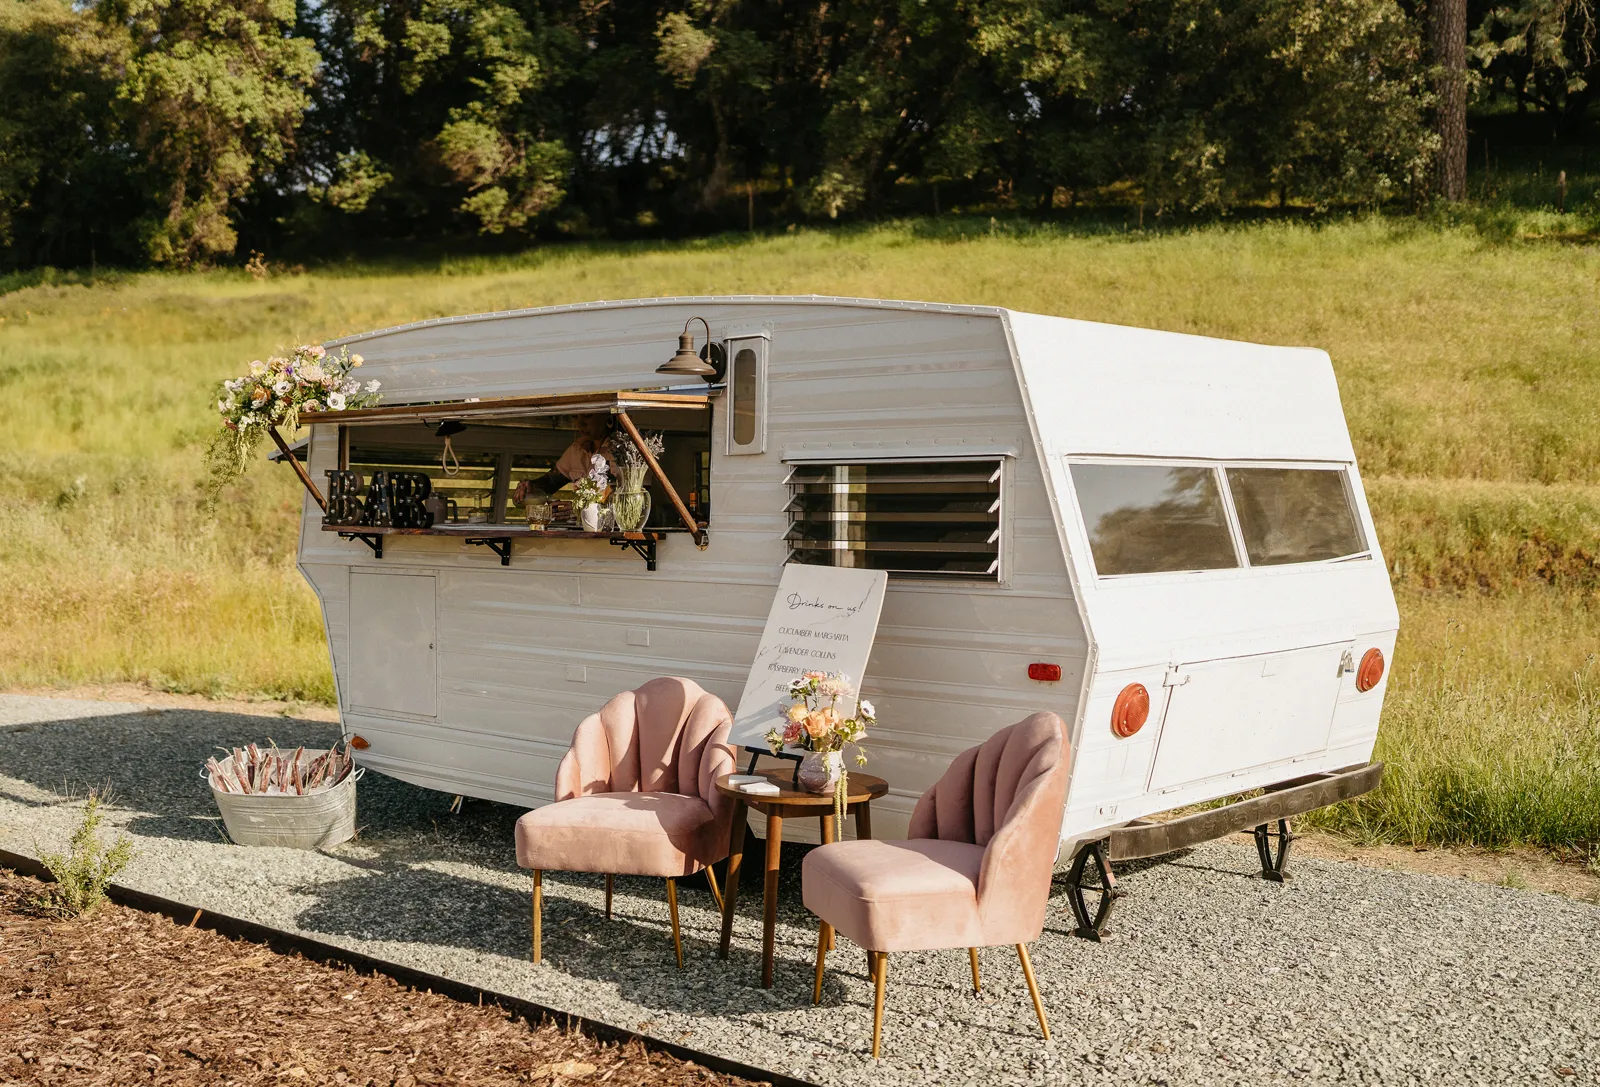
289,296 -> 1395,931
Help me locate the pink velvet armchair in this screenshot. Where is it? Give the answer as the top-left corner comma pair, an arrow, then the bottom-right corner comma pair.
515,677 -> 736,967
802,712 -> 1070,1057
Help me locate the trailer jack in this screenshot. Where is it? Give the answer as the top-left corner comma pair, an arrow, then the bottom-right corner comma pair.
1253,818 -> 1295,882
1063,839 -> 1122,941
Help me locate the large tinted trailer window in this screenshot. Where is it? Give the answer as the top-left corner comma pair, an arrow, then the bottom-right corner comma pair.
1226,467 -> 1366,565
1071,464 -> 1239,575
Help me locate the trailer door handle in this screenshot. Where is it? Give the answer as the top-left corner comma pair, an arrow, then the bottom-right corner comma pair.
1162,668 -> 1190,687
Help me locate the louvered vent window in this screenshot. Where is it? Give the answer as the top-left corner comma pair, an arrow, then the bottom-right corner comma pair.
785,460 -> 1003,579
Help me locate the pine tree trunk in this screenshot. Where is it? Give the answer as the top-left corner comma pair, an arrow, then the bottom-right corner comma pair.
1431,0 -> 1468,200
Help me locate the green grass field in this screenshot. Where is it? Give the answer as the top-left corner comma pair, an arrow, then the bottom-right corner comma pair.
3,216 -> 1597,853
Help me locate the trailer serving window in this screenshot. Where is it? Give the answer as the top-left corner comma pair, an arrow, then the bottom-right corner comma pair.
1068,460 -> 1368,577
287,391 -> 712,566
784,459 -> 1003,580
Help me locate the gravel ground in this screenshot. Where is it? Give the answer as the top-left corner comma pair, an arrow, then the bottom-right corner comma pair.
1,694 -> 1596,1086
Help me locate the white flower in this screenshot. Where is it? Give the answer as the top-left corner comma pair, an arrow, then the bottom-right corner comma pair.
273,380 -> 291,395
249,360 -> 266,376
350,353 -> 363,366
216,398 -> 229,413
327,392 -> 346,410
299,363 -> 325,383
224,378 -> 241,392
364,379 -> 381,393
858,699 -> 875,718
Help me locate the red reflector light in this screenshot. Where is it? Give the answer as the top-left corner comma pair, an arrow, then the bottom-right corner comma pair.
1028,662 -> 1062,682
1356,648 -> 1385,692
1111,684 -> 1150,738
348,734 -> 370,750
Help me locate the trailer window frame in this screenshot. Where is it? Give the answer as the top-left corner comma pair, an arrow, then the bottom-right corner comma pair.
782,454 -> 1008,583
1064,456 -> 1372,580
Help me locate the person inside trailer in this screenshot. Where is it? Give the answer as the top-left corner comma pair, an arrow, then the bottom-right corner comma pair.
513,412 -> 619,504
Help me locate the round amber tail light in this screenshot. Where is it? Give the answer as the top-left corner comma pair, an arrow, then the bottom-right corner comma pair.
1111,683 -> 1150,738
1356,648 -> 1385,692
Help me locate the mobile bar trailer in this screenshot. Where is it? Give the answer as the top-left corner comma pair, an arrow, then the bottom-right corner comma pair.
283,296 -> 1396,938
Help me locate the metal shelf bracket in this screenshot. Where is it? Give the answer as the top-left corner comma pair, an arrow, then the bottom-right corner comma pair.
466,537 -> 513,566
610,536 -> 658,570
338,532 -> 384,559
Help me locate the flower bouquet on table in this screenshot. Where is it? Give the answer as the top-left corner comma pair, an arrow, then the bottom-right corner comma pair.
572,453 -> 610,531
765,670 -> 876,835
205,343 -> 380,502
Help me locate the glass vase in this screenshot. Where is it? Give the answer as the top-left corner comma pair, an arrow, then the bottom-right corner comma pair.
797,749 -> 843,794
610,488 -> 651,532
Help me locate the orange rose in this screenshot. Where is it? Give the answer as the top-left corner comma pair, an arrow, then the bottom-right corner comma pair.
804,709 -> 834,740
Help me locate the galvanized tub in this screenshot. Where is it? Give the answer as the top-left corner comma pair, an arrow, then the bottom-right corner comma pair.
204,751 -> 360,848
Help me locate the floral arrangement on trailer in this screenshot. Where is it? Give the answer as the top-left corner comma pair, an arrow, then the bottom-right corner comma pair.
205,343 -> 381,500
571,453 -> 610,530
766,670 -> 876,834
611,430 -> 663,531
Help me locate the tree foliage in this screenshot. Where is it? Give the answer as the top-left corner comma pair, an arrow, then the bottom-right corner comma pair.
0,0 -> 1573,268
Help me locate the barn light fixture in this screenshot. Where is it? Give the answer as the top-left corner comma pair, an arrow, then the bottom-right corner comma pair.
1355,648 -> 1385,692
1111,683 -> 1150,738
658,316 -> 719,379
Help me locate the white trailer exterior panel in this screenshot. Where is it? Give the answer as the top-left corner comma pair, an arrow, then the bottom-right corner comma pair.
292,296 -> 1395,849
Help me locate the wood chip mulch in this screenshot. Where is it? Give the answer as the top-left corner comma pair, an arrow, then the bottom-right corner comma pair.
0,870 -> 762,1087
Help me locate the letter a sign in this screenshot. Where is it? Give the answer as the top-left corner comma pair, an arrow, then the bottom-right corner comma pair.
730,565 -> 889,750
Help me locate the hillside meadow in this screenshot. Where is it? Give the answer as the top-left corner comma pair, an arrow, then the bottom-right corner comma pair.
2,217 -> 1597,853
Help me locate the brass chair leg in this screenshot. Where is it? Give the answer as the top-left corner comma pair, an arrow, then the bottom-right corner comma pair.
871,951 -> 888,1059
813,919 -> 833,1004
531,870 -> 543,964
968,947 -> 981,993
705,863 -> 724,913
1016,943 -> 1049,1041
604,873 -> 613,920
666,878 -> 684,968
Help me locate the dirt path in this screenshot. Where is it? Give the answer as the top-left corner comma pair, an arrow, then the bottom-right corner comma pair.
0,870 -> 751,1087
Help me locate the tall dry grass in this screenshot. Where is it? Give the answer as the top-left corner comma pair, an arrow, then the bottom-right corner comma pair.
2,216 -> 1597,847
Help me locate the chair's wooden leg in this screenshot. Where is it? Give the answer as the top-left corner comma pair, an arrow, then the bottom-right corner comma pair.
531,870 -> 543,964
818,816 -> 836,951
705,863 -> 724,913
968,947 -> 981,993
1016,943 -> 1049,1041
871,951 -> 888,1060
812,919 -> 833,1005
605,873 -> 613,920
666,878 -> 684,969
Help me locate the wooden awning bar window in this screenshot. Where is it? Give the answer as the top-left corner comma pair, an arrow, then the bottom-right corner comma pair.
281,388 -> 709,547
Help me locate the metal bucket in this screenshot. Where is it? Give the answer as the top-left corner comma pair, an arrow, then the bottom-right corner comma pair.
204,751 -> 361,848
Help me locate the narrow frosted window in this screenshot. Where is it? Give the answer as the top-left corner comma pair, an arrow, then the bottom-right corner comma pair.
1226,467 -> 1365,565
1071,464 -> 1239,576
732,347 -> 758,446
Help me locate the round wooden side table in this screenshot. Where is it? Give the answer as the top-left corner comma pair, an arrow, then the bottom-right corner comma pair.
714,770 -> 889,988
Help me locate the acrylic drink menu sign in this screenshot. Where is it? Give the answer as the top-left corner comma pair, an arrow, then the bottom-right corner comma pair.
729,565 -> 889,750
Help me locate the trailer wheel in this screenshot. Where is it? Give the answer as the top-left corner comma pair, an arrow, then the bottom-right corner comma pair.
1253,818 -> 1295,881
1063,839 -> 1122,941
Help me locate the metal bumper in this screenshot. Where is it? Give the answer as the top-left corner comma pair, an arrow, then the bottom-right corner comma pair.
1106,761 -> 1384,863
